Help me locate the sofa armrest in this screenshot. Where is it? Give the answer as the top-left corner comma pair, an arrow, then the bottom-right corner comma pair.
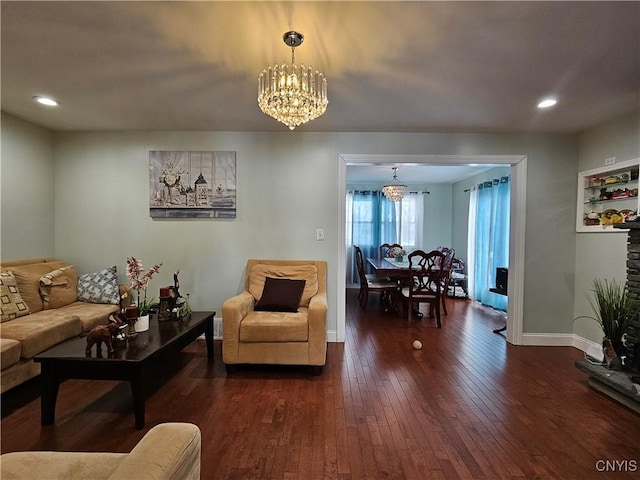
222,291 -> 255,364
307,292 -> 328,366
109,423 -> 201,480
0,452 -> 125,479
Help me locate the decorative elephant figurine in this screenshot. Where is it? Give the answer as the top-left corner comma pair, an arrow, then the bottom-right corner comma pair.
85,313 -> 124,356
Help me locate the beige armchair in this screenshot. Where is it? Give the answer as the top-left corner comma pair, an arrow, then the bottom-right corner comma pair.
222,259 -> 327,374
0,423 -> 201,480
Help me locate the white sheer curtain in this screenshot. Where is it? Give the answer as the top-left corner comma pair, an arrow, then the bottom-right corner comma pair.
467,188 -> 478,298
397,192 -> 424,252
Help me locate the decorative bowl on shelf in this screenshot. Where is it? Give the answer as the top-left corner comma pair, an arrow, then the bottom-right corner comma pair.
600,209 -> 624,225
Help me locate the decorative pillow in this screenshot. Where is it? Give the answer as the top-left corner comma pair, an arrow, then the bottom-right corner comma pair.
249,264 -> 318,307
77,266 -> 120,305
7,261 -> 68,313
0,272 -> 30,322
39,265 -> 78,309
254,277 -> 306,313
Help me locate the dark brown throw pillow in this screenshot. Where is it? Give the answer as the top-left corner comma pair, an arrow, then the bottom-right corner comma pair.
254,277 -> 306,313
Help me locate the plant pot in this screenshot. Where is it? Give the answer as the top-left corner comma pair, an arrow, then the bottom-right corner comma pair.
603,338 -> 623,370
135,314 -> 150,332
612,339 -> 630,368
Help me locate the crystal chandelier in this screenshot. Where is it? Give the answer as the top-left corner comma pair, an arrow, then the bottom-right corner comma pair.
258,31 -> 328,130
382,167 -> 408,202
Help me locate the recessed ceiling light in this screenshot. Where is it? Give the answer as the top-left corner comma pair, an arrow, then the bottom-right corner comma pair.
537,98 -> 557,109
33,96 -> 60,107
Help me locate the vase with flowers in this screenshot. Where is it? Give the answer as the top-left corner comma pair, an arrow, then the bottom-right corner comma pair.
126,257 -> 163,332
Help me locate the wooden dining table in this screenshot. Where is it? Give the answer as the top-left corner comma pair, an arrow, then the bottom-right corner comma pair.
367,256 -> 444,319
367,256 -> 414,279
366,257 -> 414,315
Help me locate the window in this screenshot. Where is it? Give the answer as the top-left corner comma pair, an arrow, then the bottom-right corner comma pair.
346,190 -> 426,285
395,192 -> 424,251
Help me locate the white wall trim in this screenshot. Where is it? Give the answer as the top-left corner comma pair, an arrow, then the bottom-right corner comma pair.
506,156 -> 527,345
214,316 -> 223,340
572,334 -> 602,354
520,332 -> 601,354
338,153 -> 527,345
336,154 -> 347,342
521,333 -> 577,347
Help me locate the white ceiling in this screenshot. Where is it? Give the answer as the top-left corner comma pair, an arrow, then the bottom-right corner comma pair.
347,163 -> 497,185
1,1 -> 638,135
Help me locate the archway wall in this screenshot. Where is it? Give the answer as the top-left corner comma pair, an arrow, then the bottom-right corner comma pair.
337,133 -> 578,344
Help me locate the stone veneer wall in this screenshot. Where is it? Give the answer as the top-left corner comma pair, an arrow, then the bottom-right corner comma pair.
614,223 -> 640,367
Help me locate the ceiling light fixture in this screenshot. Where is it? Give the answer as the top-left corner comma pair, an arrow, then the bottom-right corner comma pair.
258,31 -> 328,130
382,167 -> 408,202
33,96 -> 60,107
537,98 -> 557,109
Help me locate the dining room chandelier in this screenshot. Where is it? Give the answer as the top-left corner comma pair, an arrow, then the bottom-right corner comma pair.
382,167 -> 408,202
257,31 -> 328,130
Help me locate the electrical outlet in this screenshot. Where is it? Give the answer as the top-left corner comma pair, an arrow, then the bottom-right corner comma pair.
604,156 -> 616,166
316,228 -> 325,241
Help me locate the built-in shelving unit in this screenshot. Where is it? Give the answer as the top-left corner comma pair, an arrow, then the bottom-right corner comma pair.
577,158 -> 640,232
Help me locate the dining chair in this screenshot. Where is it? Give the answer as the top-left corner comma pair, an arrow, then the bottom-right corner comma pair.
448,258 -> 469,298
438,247 -> 456,315
400,249 -> 446,326
379,243 -> 403,259
354,245 -> 398,311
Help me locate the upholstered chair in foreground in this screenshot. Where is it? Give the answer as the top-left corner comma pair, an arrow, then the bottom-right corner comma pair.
0,422 -> 201,480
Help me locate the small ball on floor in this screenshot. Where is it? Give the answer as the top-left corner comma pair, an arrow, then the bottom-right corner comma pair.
412,340 -> 423,350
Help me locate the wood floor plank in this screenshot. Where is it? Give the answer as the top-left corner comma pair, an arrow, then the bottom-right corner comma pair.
2,289 -> 640,479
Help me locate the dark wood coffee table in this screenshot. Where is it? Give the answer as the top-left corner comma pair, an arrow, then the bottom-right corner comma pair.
34,311 -> 214,429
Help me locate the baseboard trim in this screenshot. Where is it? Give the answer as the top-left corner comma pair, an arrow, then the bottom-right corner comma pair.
520,332 -> 601,354
214,316 -> 222,339
521,333 -> 576,346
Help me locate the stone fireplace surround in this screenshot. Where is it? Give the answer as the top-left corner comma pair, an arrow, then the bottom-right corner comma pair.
575,222 -> 640,413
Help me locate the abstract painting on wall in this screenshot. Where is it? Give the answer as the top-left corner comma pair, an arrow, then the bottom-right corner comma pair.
149,151 -> 236,218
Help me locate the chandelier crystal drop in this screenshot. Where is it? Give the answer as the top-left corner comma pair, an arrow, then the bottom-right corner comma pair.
258,31 -> 328,130
382,167 -> 408,202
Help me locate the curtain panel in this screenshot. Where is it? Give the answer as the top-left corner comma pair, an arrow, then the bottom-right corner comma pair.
346,191 -> 397,285
467,176 -> 510,311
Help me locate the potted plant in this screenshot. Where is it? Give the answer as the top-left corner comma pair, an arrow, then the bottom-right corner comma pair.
126,257 -> 163,332
578,278 -> 639,369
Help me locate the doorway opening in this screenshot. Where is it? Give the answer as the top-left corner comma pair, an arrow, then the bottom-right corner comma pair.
337,154 -> 527,345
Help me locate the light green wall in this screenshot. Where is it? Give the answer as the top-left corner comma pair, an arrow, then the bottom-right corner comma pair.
574,111 -> 640,343
422,184 -> 453,251
1,114 -> 585,339
1,112 -> 55,260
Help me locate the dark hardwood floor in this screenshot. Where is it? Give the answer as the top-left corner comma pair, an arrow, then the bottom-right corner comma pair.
2,290 -> 639,479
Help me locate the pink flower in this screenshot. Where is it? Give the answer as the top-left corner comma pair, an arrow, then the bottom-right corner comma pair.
126,257 -> 163,314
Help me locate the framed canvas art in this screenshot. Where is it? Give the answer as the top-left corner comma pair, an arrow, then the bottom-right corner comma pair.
149,151 -> 236,218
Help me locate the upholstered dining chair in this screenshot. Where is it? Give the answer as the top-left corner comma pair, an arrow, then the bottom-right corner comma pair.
354,246 -> 398,311
379,243 -> 404,258
400,249 -> 446,326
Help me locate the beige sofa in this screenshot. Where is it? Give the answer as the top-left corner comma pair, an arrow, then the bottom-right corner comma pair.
222,259 -> 327,374
1,258 -> 128,393
0,422 -> 201,480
